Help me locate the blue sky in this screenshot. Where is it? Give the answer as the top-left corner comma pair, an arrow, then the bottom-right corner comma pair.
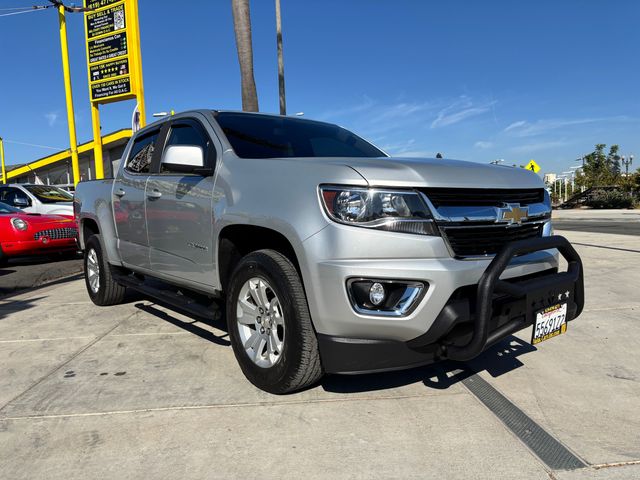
1,0 -> 638,176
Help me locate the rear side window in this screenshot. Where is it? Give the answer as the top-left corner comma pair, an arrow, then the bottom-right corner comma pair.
126,129 -> 159,174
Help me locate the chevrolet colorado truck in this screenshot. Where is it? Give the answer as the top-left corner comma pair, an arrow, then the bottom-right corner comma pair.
74,110 -> 584,394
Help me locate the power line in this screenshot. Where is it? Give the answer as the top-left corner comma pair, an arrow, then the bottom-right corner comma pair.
0,5 -> 51,17
3,140 -> 62,151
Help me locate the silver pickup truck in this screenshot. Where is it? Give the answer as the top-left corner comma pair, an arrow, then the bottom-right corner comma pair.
75,110 -> 584,393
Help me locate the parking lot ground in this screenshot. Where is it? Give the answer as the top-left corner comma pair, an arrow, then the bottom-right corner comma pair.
0,253 -> 83,298
553,208 -> 640,236
0,229 -> 638,479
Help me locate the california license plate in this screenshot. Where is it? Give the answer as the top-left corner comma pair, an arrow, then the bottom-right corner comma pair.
532,303 -> 568,345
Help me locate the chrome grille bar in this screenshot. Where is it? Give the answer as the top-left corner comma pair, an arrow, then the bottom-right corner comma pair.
34,228 -> 78,241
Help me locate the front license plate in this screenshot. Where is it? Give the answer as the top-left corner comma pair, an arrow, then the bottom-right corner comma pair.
532,303 -> 568,345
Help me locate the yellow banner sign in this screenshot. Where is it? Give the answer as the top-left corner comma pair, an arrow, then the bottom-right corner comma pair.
86,2 -> 126,39
84,0 -> 140,104
85,0 -> 121,13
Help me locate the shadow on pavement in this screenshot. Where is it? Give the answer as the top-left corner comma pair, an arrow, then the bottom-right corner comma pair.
0,253 -> 83,299
322,336 -> 537,394
134,302 -> 230,347
1,252 -> 82,268
0,296 -> 44,320
129,298 -> 538,395
0,273 -> 84,300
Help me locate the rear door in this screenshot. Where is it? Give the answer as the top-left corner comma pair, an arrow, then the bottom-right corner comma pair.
145,115 -> 219,286
113,125 -> 164,269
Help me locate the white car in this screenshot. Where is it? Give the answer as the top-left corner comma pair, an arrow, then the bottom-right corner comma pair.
0,184 -> 74,217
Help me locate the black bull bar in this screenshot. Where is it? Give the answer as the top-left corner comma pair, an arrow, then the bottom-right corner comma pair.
443,235 -> 584,362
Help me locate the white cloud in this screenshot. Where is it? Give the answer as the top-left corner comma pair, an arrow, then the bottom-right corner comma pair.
430,96 -> 496,128
503,116 -> 630,137
315,96 -> 376,121
372,101 -> 432,123
474,141 -> 493,149
504,120 -> 527,132
44,112 -> 58,127
394,150 -> 431,158
509,140 -> 570,154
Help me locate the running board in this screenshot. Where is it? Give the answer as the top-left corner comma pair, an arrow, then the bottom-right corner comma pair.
113,273 -> 221,322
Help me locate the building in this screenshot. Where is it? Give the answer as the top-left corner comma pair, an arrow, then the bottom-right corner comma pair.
543,173 -> 557,185
1,129 -> 132,185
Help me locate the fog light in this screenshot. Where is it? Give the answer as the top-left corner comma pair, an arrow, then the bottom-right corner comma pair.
369,282 -> 385,306
347,279 -> 428,317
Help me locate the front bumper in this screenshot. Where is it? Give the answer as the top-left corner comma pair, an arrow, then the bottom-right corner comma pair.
318,236 -> 584,374
1,237 -> 78,257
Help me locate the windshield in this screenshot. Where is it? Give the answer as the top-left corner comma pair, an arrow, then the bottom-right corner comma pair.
0,202 -> 22,214
214,112 -> 387,159
24,185 -> 74,203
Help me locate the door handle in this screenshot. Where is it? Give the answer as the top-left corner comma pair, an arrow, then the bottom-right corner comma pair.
147,189 -> 162,200
114,188 -> 126,198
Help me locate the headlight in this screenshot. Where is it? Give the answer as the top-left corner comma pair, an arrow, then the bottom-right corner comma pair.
320,186 -> 438,235
11,218 -> 28,231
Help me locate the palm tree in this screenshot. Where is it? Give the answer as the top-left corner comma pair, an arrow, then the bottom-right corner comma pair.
275,0 -> 286,115
231,0 -> 259,112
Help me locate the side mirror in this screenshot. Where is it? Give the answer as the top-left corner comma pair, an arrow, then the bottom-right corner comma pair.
14,197 -> 30,207
162,145 -> 211,175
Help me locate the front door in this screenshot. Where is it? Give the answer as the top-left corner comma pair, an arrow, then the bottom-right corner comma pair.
113,126 -> 162,269
146,117 -> 217,286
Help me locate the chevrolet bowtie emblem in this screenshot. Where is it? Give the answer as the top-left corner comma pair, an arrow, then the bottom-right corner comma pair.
499,204 -> 529,225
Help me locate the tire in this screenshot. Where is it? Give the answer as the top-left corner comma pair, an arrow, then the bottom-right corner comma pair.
84,234 -> 126,306
0,247 -> 7,267
226,249 -> 323,394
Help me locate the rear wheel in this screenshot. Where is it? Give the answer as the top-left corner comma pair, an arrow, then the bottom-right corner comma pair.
226,250 -> 323,394
84,234 -> 126,306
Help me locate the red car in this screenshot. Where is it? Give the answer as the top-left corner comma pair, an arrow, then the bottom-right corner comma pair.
0,202 -> 78,265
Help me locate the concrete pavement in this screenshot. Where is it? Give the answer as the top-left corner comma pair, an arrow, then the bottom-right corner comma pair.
553,209 -> 640,236
0,253 -> 82,298
0,228 -> 638,479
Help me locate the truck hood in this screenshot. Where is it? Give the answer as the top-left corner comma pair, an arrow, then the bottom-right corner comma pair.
341,157 -> 544,189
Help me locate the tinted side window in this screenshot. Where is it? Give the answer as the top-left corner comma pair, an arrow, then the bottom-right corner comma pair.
126,130 -> 159,174
161,123 -> 212,174
214,112 -> 386,159
0,188 -> 30,207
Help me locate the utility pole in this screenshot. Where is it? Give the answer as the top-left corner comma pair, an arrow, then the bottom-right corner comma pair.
52,1 -> 81,185
275,0 -> 286,115
0,137 -> 6,184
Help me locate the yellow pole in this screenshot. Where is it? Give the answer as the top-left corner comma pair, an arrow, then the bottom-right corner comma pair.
0,137 -> 6,184
128,0 -> 146,127
91,103 -> 104,179
57,5 -> 81,186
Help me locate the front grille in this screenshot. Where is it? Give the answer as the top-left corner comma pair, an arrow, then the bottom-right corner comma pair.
442,223 -> 543,257
420,188 -> 544,208
34,227 -> 78,241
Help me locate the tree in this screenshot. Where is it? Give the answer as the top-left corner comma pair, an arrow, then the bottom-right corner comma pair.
231,0 -> 259,112
575,143 -> 621,189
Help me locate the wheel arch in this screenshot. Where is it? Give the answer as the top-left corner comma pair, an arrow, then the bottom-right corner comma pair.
80,218 -> 100,249
217,224 -> 303,294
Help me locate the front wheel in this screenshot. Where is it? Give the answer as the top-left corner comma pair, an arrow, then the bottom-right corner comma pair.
84,234 -> 126,306
226,250 -> 323,394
